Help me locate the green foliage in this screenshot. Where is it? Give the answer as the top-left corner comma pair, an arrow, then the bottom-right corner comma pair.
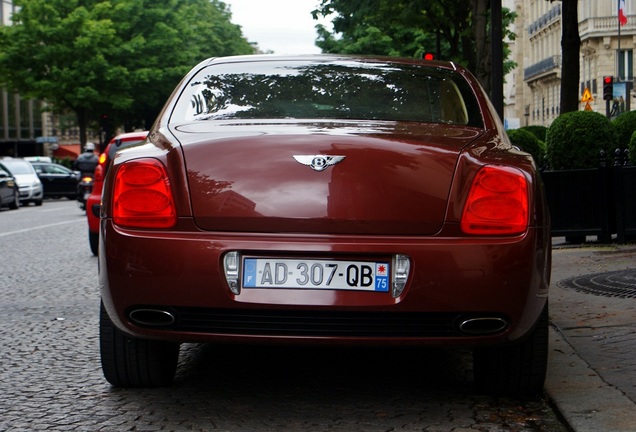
0,0 -> 253,141
629,130 -> 636,164
611,110 -> 636,150
520,125 -> 548,142
53,157 -> 74,169
507,128 -> 546,166
312,0 -> 517,91
546,111 -> 618,170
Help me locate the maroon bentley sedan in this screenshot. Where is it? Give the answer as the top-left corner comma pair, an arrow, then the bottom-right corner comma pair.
99,55 -> 551,395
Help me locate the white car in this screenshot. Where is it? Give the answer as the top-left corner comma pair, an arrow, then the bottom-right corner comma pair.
0,158 -> 44,206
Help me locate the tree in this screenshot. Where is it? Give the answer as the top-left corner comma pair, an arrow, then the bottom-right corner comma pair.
546,0 -> 580,115
0,0 -> 253,145
312,0 -> 517,95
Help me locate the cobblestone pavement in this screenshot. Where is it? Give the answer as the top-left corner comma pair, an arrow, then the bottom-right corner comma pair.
545,241 -> 636,432
0,201 -> 568,431
550,243 -> 636,404
546,239 -> 636,432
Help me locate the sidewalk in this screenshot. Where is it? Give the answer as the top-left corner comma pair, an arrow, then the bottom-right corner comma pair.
545,238 -> 636,432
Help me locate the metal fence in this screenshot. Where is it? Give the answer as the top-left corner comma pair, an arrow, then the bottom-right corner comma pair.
541,150 -> 635,243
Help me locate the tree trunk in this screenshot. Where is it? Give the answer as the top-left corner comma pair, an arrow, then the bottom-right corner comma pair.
470,0 -> 491,95
560,0 -> 581,114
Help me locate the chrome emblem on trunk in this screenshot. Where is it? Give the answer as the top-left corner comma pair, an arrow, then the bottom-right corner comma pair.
293,155 -> 345,172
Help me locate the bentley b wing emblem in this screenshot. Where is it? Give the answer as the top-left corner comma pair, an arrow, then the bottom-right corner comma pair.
293,155 -> 346,172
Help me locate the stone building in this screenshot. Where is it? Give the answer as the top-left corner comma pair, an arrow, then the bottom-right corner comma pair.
507,0 -> 636,128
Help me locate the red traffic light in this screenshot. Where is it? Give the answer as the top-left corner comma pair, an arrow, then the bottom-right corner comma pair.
423,53 -> 435,61
603,76 -> 614,101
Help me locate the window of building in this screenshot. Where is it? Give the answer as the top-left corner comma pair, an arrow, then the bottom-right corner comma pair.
617,49 -> 633,81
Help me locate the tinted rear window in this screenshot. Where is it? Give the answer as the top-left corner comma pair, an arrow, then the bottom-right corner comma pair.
171,60 -> 483,127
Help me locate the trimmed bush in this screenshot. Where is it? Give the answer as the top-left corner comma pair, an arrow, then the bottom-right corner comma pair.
53,157 -> 74,169
521,125 -> 548,142
629,130 -> 636,164
611,110 -> 636,149
507,128 -> 546,166
546,111 -> 618,169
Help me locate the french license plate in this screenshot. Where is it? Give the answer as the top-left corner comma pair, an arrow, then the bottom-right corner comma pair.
242,258 -> 390,292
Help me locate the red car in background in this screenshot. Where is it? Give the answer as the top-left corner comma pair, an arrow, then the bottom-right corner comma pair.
86,131 -> 148,255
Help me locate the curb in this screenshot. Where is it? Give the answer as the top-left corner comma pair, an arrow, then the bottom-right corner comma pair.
545,325 -> 636,432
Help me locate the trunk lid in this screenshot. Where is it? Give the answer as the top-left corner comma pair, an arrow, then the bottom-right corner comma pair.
173,120 -> 482,235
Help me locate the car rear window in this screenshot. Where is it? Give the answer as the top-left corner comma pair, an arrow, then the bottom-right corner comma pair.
171,60 -> 483,128
1,160 -> 35,174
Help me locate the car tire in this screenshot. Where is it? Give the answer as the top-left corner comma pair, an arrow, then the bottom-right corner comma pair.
89,231 -> 99,256
34,199 -> 43,206
472,302 -> 549,396
99,301 -> 179,388
9,190 -> 19,210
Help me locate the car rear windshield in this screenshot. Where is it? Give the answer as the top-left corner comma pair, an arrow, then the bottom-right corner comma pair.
1,160 -> 34,174
171,60 -> 483,128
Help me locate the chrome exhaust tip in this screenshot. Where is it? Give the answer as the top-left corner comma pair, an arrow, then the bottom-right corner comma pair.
458,316 -> 508,335
129,309 -> 176,327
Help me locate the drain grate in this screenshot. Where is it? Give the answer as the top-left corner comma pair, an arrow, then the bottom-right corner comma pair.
558,269 -> 636,298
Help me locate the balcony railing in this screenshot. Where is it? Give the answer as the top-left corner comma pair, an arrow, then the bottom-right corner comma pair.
524,55 -> 562,81
579,15 -> 636,37
528,4 -> 561,35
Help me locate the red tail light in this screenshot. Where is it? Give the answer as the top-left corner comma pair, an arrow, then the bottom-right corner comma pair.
112,159 -> 176,228
460,165 -> 529,235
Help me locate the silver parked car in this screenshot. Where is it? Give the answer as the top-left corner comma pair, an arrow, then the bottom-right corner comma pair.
0,158 -> 44,206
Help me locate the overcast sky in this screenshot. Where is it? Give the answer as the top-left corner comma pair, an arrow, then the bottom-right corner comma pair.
223,0 -> 332,55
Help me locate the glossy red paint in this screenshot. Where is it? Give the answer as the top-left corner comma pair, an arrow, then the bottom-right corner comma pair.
98,55 -> 551,393
181,121 -> 475,235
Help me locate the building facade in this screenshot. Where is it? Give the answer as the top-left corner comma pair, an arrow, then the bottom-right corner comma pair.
509,0 -> 636,128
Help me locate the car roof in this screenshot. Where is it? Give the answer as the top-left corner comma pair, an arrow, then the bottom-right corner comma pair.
202,54 -> 460,71
1,157 -> 30,164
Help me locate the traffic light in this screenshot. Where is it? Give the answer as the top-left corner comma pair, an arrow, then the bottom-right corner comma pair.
422,52 -> 435,61
100,113 -> 109,128
603,76 -> 614,101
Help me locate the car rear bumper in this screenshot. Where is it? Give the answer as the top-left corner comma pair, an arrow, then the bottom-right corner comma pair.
99,220 -> 550,347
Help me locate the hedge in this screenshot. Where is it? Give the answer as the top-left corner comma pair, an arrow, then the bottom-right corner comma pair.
546,111 -> 618,169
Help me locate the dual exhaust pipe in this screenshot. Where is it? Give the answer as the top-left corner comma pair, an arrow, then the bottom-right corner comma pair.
128,308 -> 509,336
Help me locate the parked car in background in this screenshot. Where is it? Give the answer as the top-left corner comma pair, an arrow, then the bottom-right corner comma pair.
30,161 -> 80,199
86,131 -> 148,255
0,161 -> 20,210
99,55 -> 551,395
0,158 -> 43,206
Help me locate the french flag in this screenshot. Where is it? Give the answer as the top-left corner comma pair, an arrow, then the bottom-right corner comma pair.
620,0 -> 628,26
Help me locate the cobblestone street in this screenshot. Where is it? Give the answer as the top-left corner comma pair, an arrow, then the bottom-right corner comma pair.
0,201 -> 568,431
